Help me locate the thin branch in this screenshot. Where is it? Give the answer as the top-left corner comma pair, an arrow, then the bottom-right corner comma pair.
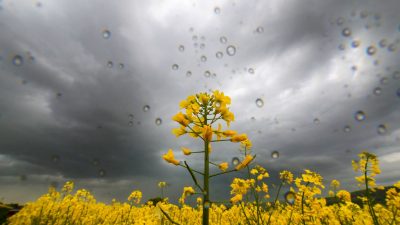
184,161 -> 204,193
210,169 -> 237,178
158,205 -> 180,225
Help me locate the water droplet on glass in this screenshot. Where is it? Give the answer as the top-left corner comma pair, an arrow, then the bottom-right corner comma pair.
107,61 -> 113,68
343,125 -> 351,133
313,118 -> 320,124
379,39 -> 387,48
155,118 -> 162,126
200,43 -> 205,49
248,68 -> 254,74
98,169 -> 106,177
143,105 -> 150,112
200,36 -> 206,41
366,46 -> 377,55
186,71 -> 192,77
396,88 -> 400,97
189,27 -> 194,32
216,51 -> 223,59
117,63 -> 123,69
351,40 -> 360,48
338,44 -> 345,50
231,157 -> 240,166
129,121 -> 134,126
255,98 -> 264,107
284,191 -> 295,204
336,17 -> 345,26
354,111 -> 366,121
342,28 -> 351,37
256,26 -> 264,33
12,55 -> 23,66
56,92 -> 62,98
360,10 -> 368,19
204,71 -> 211,78
214,7 -> 220,14
192,35 -> 198,41
178,45 -> 185,52
172,64 -> 179,70
377,124 -> 387,135
201,55 -> 207,62
52,155 -> 60,163
373,87 -> 382,96
102,30 -> 111,39
271,151 -> 279,159
388,44 -> 396,52
220,36 -> 227,44
380,77 -> 388,85
392,71 -> 400,80
226,45 -> 236,56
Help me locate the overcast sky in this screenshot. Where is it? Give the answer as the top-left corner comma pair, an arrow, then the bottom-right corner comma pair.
0,0 -> 399,204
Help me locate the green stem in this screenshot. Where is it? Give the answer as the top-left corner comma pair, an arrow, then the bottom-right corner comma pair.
267,182 -> 283,225
184,161 -> 204,193
202,107 -> 210,225
209,169 -> 237,178
158,205 -> 180,225
364,157 -> 380,225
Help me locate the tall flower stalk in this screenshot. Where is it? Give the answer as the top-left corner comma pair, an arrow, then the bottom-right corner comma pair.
162,90 -> 254,225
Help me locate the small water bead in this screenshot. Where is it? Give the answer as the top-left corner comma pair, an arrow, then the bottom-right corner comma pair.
392,71 -> 400,80
373,87 -> 382,96
231,157 -> 240,166
200,43 -> 205,49
336,17 -> 345,26
256,26 -> 264,33
313,118 -> 320,124
226,45 -> 236,56
119,63 -> 124,69
380,77 -> 388,85
178,45 -> 185,52
342,28 -> 351,37
366,46 -> 377,55
12,55 -> 23,66
172,64 -> 179,70
351,40 -> 360,48
200,55 -> 207,62
255,98 -> 264,107
248,68 -> 254,74
271,151 -> 279,159
102,30 -> 111,39
214,7 -> 220,14
155,118 -> 162,125
204,70 -> 211,77
220,36 -> 227,44
98,169 -> 106,177
186,71 -> 192,77
107,61 -> 113,68
343,125 -> 351,133
200,36 -> 206,41
284,191 -> 295,204
189,27 -> 194,32
377,124 -> 387,135
354,111 -> 366,121
216,51 -> 223,59
129,121 -> 134,126
143,105 -> 150,112
388,44 -> 396,52
211,73 -> 217,78
379,39 -> 387,48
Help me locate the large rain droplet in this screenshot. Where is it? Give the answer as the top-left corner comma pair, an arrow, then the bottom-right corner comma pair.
377,124 -> 387,135
366,46 -> 377,55
284,191 -> 295,205
12,55 -> 23,66
354,111 -> 366,121
248,68 -> 254,74
143,105 -> 150,112
201,55 -> 207,62
255,98 -> 264,107
351,40 -> 360,48
102,30 -> 111,39
226,45 -> 236,56
271,151 -> 279,159
155,118 -> 162,126
231,157 -> 240,166
172,64 -> 179,70
342,28 -> 351,37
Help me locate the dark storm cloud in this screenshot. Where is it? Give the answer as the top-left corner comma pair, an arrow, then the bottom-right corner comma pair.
0,0 -> 399,204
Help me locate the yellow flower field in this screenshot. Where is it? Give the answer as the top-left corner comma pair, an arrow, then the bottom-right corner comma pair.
7,91 -> 400,224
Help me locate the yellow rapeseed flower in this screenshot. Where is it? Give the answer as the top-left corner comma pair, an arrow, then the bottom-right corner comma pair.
181,147 -> 192,155
235,155 -> 254,170
172,112 -> 190,127
162,149 -> 180,165
231,134 -> 248,142
219,162 -> 229,171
